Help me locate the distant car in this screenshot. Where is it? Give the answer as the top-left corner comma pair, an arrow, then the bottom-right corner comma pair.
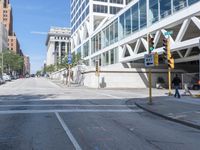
2,74 -> 11,82
30,74 -> 35,77
25,74 -> 30,78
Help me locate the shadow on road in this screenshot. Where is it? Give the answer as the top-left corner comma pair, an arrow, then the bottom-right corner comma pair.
0,94 -> 56,101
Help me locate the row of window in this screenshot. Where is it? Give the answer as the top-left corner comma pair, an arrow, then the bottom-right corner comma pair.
71,6 -> 89,34
91,47 -> 118,66
71,0 -> 89,15
54,36 -> 69,40
75,0 -> 200,66
93,5 -> 122,14
71,0 -> 89,27
94,0 -> 124,4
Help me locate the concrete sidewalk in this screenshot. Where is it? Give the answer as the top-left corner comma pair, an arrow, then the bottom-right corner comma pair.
133,96 -> 200,130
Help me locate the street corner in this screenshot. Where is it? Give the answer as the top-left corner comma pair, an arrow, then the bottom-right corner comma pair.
134,96 -> 200,130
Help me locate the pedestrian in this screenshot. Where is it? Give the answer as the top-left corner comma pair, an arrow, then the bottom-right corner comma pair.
172,74 -> 181,98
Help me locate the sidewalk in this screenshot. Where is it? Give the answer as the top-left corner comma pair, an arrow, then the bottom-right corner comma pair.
134,96 -> 200,130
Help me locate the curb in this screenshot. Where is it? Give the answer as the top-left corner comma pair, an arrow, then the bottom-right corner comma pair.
135,102 -> 200,130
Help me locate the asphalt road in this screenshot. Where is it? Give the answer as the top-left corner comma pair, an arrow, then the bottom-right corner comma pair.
0,78 -> 200,150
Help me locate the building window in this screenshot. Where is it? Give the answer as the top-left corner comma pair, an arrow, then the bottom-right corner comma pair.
131,3 -> 139,32
93,4 -> 108,13
173,0 -> 187,12
83,41 -> 89,58
110,0 -> 123,4
160,0 -> 171,19
125,9 -> 132,36
188,0 -> 199,5
139,0 -> 147,28
149,0 -> 159,24
110,6 -> 122,14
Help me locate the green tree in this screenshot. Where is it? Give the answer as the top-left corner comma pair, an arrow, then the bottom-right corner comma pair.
0,50 -> 24,74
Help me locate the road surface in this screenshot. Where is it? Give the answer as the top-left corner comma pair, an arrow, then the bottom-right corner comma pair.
0,78 -> 199,150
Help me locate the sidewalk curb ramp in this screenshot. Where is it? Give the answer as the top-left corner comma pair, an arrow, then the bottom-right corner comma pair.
135,102 -> 200,130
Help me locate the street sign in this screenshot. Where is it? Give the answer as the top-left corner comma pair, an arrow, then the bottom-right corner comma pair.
145,54 -> 154,67
164,31 -> 173,36
145,53 -> 159,67
68,53 -> 72,64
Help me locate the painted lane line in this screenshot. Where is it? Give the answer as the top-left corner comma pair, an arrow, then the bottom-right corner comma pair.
0,104 -> 137,107
97,93 -> 123,99
55,112 -> 82,150
0,109 -> 143,114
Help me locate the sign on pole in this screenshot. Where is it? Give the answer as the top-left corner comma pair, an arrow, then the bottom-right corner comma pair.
164,31 -> 173,36
145,54 -> 155,67
68,53 -> 72,64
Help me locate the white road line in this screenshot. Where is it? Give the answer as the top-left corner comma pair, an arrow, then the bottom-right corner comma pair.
0,109 -> 143,114
97,93 -> 123,99
0,104 -> 136,107
55,112 -> 82,150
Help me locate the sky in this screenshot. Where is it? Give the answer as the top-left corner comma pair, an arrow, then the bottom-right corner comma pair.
10,0 -> 71,73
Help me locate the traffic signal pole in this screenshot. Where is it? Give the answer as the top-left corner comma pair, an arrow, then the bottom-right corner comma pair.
148,34 -> 153,105
167,39 -> 173,96
168,68 -> 172,95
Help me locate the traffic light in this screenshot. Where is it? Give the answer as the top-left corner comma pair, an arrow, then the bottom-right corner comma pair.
168,56 -> 174,69
163,38 -> 174,69
148,34 -> 154,53
162,38 -> 168,59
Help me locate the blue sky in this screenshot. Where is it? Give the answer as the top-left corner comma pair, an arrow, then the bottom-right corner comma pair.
10,0 -> 71,73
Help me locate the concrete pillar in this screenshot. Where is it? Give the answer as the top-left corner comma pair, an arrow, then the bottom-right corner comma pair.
59,42 -> 62,64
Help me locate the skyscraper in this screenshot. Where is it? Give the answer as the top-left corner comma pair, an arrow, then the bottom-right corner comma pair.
46,27 -> 71,66
0,0 -> 13,35
70,0 -> 127,54
0,0 -> 20,54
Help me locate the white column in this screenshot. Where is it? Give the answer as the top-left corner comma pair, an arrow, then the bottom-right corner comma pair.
59,41 -> 62,64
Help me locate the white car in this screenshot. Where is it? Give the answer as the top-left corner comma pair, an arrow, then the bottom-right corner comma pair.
2,74 -> 11,82
0,77 -> 5,84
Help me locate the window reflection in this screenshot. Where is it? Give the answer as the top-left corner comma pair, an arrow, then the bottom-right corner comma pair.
160,0 -> 171,19
149,0 -> 158,24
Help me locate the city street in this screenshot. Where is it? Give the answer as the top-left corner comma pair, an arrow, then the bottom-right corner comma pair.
0,78 -> 199,150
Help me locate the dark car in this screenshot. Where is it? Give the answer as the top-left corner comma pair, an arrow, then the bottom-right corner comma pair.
189,75 -> 200,90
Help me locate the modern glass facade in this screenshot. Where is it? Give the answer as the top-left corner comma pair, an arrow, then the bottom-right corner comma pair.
71,0 -> 89,34
73,0 -> 200,66
91,47 -> 118,66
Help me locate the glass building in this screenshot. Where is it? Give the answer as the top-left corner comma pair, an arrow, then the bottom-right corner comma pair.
71,0 -> 200,67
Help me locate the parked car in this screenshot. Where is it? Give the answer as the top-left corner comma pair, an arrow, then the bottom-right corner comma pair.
188,74 -> 200,90
2,74 -> 11,82
0,77 -> 5,84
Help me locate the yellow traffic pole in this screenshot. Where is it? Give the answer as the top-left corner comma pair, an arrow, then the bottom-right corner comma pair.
147,33 -> 153,105
168,67 -> 172,96
149,68 -> 152,104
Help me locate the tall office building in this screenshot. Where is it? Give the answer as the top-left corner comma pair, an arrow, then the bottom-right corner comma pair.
0,22 -> 8,52
0,0 -> 20,54
70,0 -> 127,54
46,27 -> 71,66
0,0 -> 13,35
70,0 -> 200,88
24,56 -> 30,75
